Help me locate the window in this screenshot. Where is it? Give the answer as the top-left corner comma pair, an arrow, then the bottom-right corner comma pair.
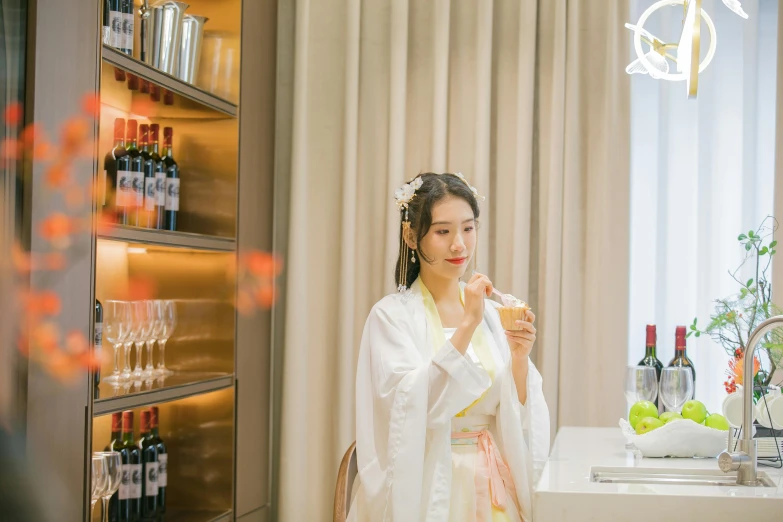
627,0 -> 778,414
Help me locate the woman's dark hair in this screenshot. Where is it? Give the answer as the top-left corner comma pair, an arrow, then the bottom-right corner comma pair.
394,173 -> 481,289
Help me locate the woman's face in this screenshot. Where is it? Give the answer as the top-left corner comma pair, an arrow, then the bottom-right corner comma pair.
414,196 -> 477,282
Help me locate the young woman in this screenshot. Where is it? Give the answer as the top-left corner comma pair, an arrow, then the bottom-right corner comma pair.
348,173 -> 550,522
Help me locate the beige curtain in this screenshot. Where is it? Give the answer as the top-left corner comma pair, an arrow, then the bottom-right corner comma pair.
272,1 -> 630,520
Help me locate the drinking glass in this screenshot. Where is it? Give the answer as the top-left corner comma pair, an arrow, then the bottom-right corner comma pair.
131,300 -> 153,379
95,451 -> 122,522
659,367 -> 694,413
145,300 -> 165,379
625,365 -> 659,407
90,455 -> 108,517
103,301 -> 131,384
156,299 -> 177,376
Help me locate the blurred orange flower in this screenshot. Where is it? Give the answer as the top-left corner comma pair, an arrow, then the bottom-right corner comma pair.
81,93 -> 100,119
22,290 -> 62,317
40,213 -> 77,247
45,162 -> 71,188
1,137 -> 20,159
97,211 -> 117,235
20,123 -> 43,150
244,251 -> 283,278
4,102 -> 23,125
254,284 -> 276,308
236,289 -> 254,316
61,118 -> 90,156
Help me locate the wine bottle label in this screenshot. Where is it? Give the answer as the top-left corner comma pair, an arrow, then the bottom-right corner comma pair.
145,462 -> 159,496
94,323 -> 103,348
157,453 -> 167,487
120,463 -> 141,499
144,177 -> 156,211
117,170 -> 132,207
102,26 -> 111,46
110,11 -> 123,48
165,178 -> 180,211
155,171 -> 166,206
124,12 -> 134,52
130,463 -> 142,498
132,171 -> 144,208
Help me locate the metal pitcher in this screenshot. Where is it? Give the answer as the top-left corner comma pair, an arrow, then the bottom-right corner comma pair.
144,1 -> 189,75
177,15 -> 209,84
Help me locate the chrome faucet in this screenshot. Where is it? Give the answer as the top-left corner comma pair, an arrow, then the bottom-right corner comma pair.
718,315 -> 783,486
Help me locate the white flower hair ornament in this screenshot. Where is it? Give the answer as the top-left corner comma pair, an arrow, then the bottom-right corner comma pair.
394,176 -> 423,211
394,172 -> 484,212
453,172 -> 485,201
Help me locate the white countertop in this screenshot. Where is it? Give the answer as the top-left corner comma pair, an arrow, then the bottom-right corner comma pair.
533,426 -> 783,522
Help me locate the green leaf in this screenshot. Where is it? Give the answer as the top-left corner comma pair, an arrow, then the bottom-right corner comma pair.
738,234 -> 748,241
749,230 -> 755,238
695,332 -> 701,337
772,250 -> 777,255
747,278 -> 754,287
771,241 -> 778,248
686,331 -> 693,338
760,247 -> 769,255
746,243 -> 752,251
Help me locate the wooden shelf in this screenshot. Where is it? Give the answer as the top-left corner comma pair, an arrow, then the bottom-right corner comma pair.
94,372 -> 234,416
164,509 -> 233,522
99,225 -> 236,252
102,45 -> 237,117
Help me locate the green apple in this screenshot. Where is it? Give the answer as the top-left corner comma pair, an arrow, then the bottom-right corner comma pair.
659,412 -> 683,424
629,401 -> 658,429
704,413 -> 730,431
681,400 -> 708,424
635,416 -> 665,435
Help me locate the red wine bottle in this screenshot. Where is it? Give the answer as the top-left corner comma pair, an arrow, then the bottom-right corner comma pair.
105,412 -> 122,522
150,406 -> 167,517
162,127 -> 179,231
102,0 -> 112,45
638,324 -> 664,408
109,0 -> 123,51
139,410 -> 159,521
120,0 -> 134,56
104,118 -> 128,218
126,120 -> 144,227
94,299 -> 103,388
668,326 -> 696,398
140,124 -> 156,229
115,411 -> 141,521
149,124 -> 166,230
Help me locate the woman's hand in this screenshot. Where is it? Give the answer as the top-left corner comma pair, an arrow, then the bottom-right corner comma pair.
506,309 -> 536,360
461,272 -> 493,330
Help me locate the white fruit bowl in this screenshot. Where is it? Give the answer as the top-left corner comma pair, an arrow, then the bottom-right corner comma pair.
619,418 -> 728,458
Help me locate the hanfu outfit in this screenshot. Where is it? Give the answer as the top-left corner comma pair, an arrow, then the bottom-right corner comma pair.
347,278 -> 550,522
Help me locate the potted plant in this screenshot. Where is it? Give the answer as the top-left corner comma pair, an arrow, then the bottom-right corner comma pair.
688,217 -> 783,395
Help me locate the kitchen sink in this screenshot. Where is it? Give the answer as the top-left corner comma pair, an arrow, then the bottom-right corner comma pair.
589,466 -> 776,487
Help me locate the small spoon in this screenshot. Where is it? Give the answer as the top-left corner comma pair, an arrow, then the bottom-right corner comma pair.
491,287 -> 516,308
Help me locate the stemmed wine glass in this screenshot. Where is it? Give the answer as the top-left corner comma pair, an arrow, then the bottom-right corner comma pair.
90,455 -> 108,518
625,365 -> 659,416
143,300 -> 163,379
103,301 -> 131,385
659,367 -> 694,413
95,451 -> 122,522
131,300 -> 153,379
156,299 -> 177,376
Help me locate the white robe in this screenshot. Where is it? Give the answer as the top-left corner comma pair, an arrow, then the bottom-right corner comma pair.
347,282 -> 550,522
